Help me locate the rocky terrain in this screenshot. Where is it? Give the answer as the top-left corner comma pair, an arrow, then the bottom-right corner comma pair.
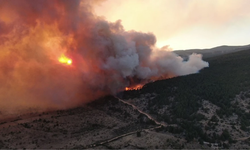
0,96 -> 156,149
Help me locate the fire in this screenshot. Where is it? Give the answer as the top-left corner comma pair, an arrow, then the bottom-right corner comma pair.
58,54 -> 72,65
125,84 -> 143,91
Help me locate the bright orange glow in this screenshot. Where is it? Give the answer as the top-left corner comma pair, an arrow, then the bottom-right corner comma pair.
125,84 -> 143,91
58,54 -> 72,65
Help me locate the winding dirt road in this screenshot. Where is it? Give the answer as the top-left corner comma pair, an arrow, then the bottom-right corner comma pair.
116,97 -> 167,127
85,97 -> 167,148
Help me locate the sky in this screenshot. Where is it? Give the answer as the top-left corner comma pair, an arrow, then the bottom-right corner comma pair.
94,0 -> 250,50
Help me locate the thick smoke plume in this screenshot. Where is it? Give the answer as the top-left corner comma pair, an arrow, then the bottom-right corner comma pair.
0,0 -> 208,114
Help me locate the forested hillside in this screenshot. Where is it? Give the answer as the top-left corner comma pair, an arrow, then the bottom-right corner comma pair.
121,49 -> 250,148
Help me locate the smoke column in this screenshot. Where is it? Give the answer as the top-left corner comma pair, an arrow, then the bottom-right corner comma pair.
0,0 -> 208,114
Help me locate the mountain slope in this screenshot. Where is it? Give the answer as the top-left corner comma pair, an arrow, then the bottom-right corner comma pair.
1,47 -> 250,149
121,48 -> 250,148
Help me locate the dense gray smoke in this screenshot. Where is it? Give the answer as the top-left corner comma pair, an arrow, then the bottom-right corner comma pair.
0,0 -> 208,114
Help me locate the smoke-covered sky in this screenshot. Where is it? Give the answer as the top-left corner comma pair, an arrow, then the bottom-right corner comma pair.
0,0 -> 208,114
94,0 -> 250,50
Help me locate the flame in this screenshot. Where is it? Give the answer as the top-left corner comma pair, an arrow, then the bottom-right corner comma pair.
58,54 -> 72,65
125,84 -> 143,91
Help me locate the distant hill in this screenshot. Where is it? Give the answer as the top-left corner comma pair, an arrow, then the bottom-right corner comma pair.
174,44 -> 250,59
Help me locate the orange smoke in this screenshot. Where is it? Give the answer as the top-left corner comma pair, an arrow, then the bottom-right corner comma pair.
0,0 -> 208,115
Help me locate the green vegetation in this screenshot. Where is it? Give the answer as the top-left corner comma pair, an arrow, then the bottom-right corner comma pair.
137,131 -> 141,137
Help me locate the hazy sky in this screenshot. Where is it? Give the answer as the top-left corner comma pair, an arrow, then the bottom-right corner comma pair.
94,0 -> 250,50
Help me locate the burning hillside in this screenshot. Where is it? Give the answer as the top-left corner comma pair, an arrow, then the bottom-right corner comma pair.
0,0 -> 208,113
